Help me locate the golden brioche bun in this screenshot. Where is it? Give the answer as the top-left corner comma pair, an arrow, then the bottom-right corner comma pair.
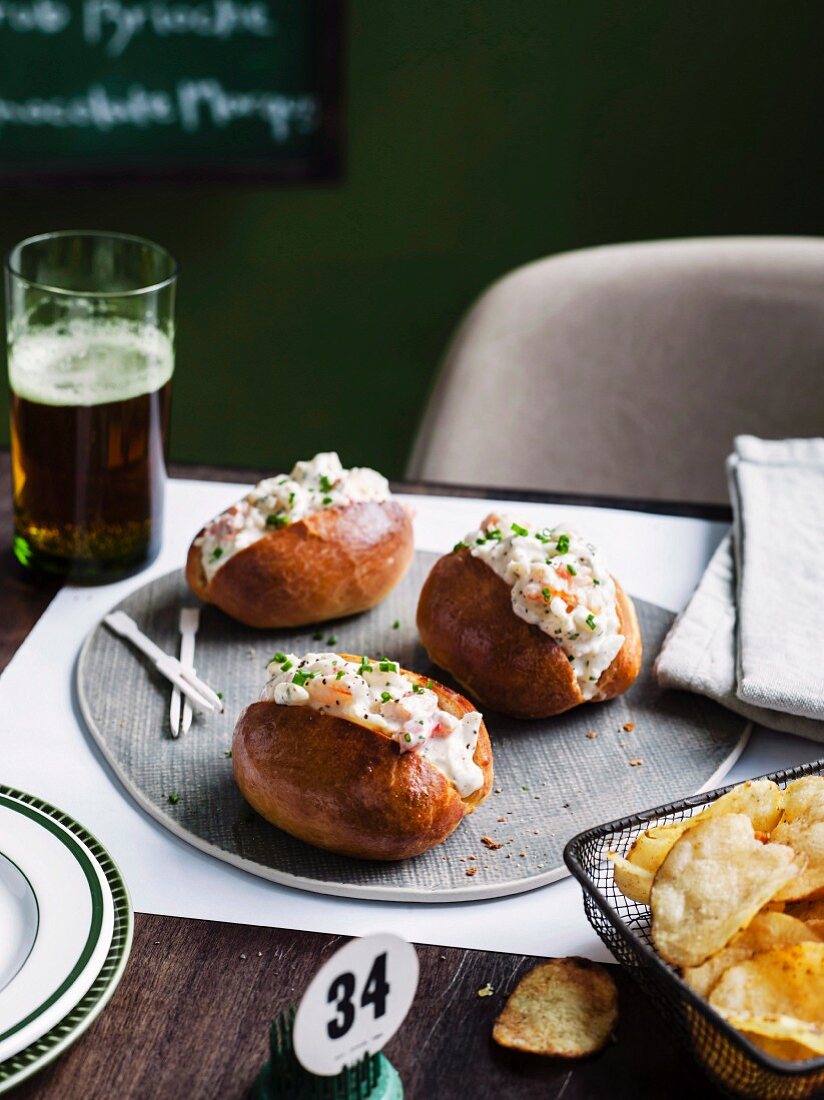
416,548 -> 642,719
232,664 -> 493,860
186,501 -> 413,628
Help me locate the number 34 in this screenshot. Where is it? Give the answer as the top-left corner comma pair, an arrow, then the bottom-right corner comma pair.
326,952 -> 390,1040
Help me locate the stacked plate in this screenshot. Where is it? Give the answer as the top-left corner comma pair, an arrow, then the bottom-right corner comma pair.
0,786 -> 132,1093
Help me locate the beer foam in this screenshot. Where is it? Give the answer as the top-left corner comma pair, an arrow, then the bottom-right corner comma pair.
9,318 -> 174,406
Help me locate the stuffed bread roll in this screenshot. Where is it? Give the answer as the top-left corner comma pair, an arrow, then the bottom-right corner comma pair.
417,515 -> 642,719
186,452 -> 413,628
232,651 -> 493,860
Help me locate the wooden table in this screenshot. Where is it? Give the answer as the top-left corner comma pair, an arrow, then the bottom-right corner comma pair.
0,454 -> 723,1099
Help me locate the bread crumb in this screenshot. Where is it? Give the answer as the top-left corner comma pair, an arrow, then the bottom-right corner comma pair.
467,854 -> 476,860
623,722 -> 635,732
497,816 -> 506,823
466,867 -> 478,877
586,731 -> 598,739
481,836 -> 502,851
629,758 -> 644,767
477,983 -> 494,997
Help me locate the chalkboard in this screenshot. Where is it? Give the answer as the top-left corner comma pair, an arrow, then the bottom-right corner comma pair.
0,0 -> 343,181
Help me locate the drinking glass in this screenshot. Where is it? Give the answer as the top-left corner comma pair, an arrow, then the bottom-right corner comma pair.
5,231 -> 178,581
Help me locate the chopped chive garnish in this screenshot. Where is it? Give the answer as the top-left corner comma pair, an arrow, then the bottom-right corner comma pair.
412,684 -> 424,694
586,613 -> 597,631
216,691 -> 223,700
266,513 -> 289,527
475,537 -> 485,545
426,680 -> 435,689
541,587 -> 551,600
223,749 -> 232,758
210,547 -> 223,561
567,563 -> 578,576
335,669 -> 345,680
322,496 -> 333,505
556,534 -> 570,553
453,540 -> 467,552
288,491 -> 295,505
511,523 -> 528,537
280,660 -> 294,672
593,578 -> 601,585
312,631 -> 323,640
272,651 -> 286,663
404,733 -> 412,743
168,792 -> 180,804
392,620 -> 400,629
319,475 -> 333,493
293,670 -> 314,687
378,659 -> 398,672
326,635 -> 337,645
536,532 -> 551,544
380,691 -> 392,702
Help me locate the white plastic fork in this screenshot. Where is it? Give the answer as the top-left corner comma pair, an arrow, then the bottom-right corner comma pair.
104,611 -> 222,716
170,608 -> 201,738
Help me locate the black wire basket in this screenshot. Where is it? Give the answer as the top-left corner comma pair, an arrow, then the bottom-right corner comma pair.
563,758 -> 824,1100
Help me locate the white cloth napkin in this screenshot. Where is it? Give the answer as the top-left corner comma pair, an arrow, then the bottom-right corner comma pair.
655,436 -> 824,741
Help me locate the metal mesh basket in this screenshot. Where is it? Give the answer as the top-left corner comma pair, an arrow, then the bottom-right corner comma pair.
563,758 -> 824,1099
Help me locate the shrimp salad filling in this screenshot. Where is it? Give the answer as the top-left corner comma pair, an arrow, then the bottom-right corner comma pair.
197,452 -> 391,581
261,652 -> 485,798
458,515 -> 625,699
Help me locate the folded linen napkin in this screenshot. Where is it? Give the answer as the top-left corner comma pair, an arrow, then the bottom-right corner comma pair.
655,436 -> 824,741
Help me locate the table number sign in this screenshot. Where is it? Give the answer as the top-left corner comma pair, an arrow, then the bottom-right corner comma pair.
0,0 -> 343,181
293,934 -> 419,1078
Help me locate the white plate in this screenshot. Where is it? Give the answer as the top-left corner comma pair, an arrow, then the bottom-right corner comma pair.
0,852 -> 38,993
0,788 -> 132,1093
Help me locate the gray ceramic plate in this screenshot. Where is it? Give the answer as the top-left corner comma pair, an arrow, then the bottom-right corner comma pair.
76,553 -> 749,903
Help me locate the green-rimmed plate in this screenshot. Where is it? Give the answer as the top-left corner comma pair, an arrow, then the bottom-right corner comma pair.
0,787 -> 132,1094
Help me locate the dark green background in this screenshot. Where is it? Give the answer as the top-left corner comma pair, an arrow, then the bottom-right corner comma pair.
2,2 -> 823,478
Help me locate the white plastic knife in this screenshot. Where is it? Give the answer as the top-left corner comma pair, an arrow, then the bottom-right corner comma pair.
104,611 -> 222,716
170,607 -> 200,738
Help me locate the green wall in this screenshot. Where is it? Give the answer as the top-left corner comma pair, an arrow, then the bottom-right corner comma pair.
2,2 -> 823,478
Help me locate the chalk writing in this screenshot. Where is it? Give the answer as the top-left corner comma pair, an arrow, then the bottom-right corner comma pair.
83,0 -> 276,58
0,0 -> 70,34
0,82 -> 318,142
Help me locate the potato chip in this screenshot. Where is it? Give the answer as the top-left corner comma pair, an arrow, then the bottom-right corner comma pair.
783,776 -> 824,821
625,780 -> 783,880
729,1014 -> 824,1058
709,943 -> 824,1048
681,912 -> 820,997
806,919 -> 824,939
786,898 -> 824,922
492,957 -> 618,1058
607,850 -> 653,904
700,778 -> 784,834
738,1029 -> 824,1063
773,777 -> 824,902
650,814 -> 800,968
626,822 -> 689,875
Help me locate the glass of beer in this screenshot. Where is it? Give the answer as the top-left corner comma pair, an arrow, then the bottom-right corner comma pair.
5,231 -> 177,581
